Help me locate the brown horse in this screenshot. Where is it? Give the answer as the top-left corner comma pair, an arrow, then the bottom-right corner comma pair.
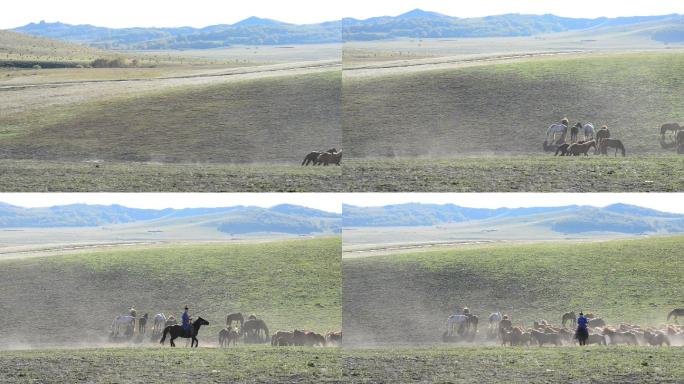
599,138 -> 625,156
567,140 -> 596,156
595,126 -> 610,153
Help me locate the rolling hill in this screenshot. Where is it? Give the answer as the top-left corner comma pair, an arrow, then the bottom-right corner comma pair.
12,18 -> 342,49
343,235 -> 684,346
342,10 -> 684,42
0,237 -> 341,347
1,70 -> 341,164
0,202 -> 340,235
0,29 -> 114,67
343,203 -> 684,235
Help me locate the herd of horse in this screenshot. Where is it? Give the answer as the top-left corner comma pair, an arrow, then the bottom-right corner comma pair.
544,120 -> 625,157
109,311 -> 339,348
442,308 -> 684,347
301,148 -> 343,166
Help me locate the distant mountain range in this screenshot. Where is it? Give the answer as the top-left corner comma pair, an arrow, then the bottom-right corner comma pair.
10,11 -> 684,49
0,203 -> 340,235
343,9 -> 684,42
343,203 -> 684,235
12,18 -> 341,50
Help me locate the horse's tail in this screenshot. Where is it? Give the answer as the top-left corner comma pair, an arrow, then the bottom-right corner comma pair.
301,155 -> 307,166
667,310 -> 674,321
620,143 -> 625,156
160,326 -> 170,344
263,324 -> 269,339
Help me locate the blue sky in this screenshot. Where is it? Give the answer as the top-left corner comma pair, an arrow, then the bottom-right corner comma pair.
2,0 -> 683,29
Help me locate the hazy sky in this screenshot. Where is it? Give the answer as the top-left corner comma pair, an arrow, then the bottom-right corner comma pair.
340,193 -> 684,214
0,193 -> 342,213
2,0 -> 683,29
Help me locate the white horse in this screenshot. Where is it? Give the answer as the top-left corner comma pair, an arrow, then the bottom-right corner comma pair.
488,312 -> 503,330
581,122 -> 595,141
111,315 -> 135,337
445,314 -> 468,337
545,123 -> 568,146
153,313 -> 167,334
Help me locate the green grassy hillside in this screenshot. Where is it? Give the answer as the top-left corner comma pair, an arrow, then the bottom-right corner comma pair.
343,235 -> 684,345
0,237 -> 341,346
344,52 -> 684,157
0,30 -> 106,67
1,71 -> 341,164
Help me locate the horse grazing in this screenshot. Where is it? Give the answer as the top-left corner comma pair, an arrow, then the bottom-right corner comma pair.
599,138 -> 625,156
567,140 -> 596,156
316,150 -> 342,166
667,308 -> 684,323
218,327 -> 239,347
302,148 -> 336,166
160,317 -> 209,347
226,312 -> 244,328
242,318 -> 269,343
561,312 -> 576,327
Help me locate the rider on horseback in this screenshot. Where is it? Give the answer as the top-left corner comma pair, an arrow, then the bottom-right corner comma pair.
182,306 -> 192,335
576,312 -> 589,345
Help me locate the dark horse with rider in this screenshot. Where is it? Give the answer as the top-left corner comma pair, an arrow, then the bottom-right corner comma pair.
575,312 -> 590,346
159,305 -> 210,347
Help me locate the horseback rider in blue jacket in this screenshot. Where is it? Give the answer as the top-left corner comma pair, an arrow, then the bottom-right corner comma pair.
182,306 -> 191,334
577,312 -> 589,328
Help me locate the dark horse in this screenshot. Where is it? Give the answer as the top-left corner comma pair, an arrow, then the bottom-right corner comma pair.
599,138 -> 625,156
302,148 -> 336,166
575,324 -> 589,346
667,308 -> 684,323
571,123 -> 580,143
555,143 -> 570,156
226,312 -> 244,328
160,317 -> 209,347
